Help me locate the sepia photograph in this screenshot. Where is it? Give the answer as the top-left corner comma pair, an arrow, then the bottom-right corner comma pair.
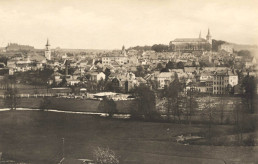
0,0 -> 257,163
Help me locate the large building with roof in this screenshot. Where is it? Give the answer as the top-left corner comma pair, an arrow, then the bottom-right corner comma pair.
102,46 -> 128,66
169,29 -> 212,52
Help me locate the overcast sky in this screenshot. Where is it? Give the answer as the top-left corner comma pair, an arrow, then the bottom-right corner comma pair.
0,0 -> 257,49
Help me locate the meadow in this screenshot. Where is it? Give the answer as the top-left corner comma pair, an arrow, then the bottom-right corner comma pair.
0,111 -> 256,164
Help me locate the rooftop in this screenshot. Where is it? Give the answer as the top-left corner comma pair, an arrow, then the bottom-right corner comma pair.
173,38 -> 207,42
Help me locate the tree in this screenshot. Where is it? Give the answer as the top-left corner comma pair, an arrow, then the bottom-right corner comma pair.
166,61 -> 176,69
4,87 -> 19,110
131,84 -> 158,120
212,39 -> 226,51
156,63 -> 163,71
151,44 -> 168,52
237,50 -> 252,59
186,85 -> 198,125
0,56 -> 8,65
135,66 -> 145,77
163,74 -> 183,122
93,147 -> 119,164
242,75 -> 256,113
104,68 -> 111,81
59,77 -> 67,87
39,97 -> 51,111
160,67 -> 169,72
97,79 -> 106,91
201,96 -> 217,143
105,78 -> 121,93
98,97 -> 117,118
234,99 -> 255,145
176,62 -> 184,69
218,95 -> 226,124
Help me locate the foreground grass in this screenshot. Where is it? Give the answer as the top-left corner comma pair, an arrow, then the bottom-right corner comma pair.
0,111 -> 256,164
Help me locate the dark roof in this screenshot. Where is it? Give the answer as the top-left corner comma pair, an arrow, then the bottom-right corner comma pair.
173,38 -> 207,42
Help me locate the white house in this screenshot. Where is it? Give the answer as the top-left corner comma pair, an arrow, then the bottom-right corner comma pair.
155,72 -> 176,89
89,72 -> 106,82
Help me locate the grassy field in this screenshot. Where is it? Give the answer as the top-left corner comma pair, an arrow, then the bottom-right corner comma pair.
0,111 -> 256,164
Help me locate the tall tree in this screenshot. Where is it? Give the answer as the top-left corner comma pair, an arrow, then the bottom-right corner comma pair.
131,84 -> 157,120
4,87 -> 19,110
186,84 -> 198,125
242,75 -> 256,113
202,96 -> 217,143
163,74 -> 183,122
104,68 -> 111,81
98,97 -> 117,118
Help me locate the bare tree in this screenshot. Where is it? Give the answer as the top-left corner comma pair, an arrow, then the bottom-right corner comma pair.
186,85 -> 198,125
202,95 -> 217,144
219,95 -> 226,124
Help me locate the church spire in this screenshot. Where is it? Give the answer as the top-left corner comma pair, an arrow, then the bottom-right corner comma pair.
46,38 -> 50,47
206,28 -> 211,38
199,31 -> 202,38
206,28 -> 212,44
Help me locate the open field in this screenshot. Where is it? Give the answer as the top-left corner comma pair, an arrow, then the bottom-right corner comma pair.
0,111 -> 257,164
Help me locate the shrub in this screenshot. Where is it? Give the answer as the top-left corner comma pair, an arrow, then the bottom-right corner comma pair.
93,147 -> 119,164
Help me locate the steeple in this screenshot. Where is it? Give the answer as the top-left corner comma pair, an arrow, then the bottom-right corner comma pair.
45,38 -> 51,60
206,28 -> 211,38
206,28 -> 212,44
199,31 -> 202,38
46,38 -> 50,47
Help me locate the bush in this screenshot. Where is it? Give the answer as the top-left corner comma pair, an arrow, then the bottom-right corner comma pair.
93,147 -> 119,164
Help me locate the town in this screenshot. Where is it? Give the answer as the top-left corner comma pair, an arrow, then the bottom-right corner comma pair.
0,29 -> 257,163
0,0 -> 257,163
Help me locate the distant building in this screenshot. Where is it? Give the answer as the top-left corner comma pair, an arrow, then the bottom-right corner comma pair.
6,43 -> 34,51
169,29 -> 212,52
102,46 -> 128,65
212,70 -> 238,94
154,72 -> 176,89
218,43 -> 233,53
45,39 -> 51,60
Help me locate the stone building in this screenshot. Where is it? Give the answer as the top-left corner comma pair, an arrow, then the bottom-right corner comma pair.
169,29 -> 212,52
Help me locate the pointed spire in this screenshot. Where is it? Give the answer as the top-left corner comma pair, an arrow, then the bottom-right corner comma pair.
46,38 -> 50,47
199,31 -> 202,38
207,28 -> 211,37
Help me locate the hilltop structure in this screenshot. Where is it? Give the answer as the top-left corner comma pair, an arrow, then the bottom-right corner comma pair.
169,28 -> 212,52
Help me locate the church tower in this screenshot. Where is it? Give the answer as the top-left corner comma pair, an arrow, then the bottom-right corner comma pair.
206,28 -> 212,44
199,31 -> 202,38
45,39 -> 51,60
122,45 -> 127,56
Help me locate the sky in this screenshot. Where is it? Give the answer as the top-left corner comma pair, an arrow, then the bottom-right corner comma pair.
0,0 -> 257,49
